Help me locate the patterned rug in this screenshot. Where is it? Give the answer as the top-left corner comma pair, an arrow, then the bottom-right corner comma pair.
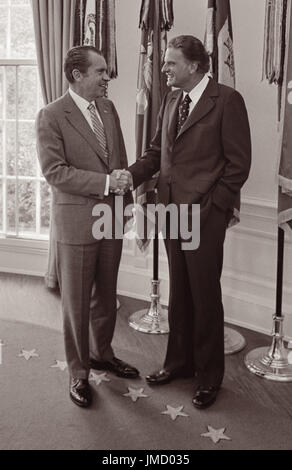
0,318 -> 291,450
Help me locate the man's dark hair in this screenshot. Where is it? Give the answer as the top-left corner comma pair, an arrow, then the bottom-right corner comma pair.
64,45 -> 103,83
168,36 -> 210,74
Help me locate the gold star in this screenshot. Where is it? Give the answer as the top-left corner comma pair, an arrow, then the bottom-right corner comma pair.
18,349 -> 39,360
201,426 -> 231,444
161,405 -> 189,421
50,360 -> 67,371
89,371 -> 110,386
123,387 -> 148,402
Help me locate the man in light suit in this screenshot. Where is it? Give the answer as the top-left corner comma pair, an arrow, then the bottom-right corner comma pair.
36,46 -> 139,408
122,36 -> 251,409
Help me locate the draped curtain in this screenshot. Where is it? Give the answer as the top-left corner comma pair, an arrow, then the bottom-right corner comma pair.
31,0 -> 77,288
31,0 -> 76,105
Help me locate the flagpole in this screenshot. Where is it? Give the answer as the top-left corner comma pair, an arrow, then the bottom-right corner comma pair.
244,227 -> 292,381
129,190 -> 169,334
244,0 -> 292,381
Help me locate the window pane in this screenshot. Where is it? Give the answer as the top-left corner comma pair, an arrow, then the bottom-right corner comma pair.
41,181 -> 50,235
6,121 -> 36,177
7,180 -> 16,232
0,67 -> 3,119
11,1 -> 30,4
0,178 -> 2,232
6,66 -> 16,120
0,121 -> 3,175
18,121 -> 37,176
18,179 -> 36,232
6,120 -> 16,175
18,66 -> 38,119
11,5 -> 36,59
0,7 -> 8,58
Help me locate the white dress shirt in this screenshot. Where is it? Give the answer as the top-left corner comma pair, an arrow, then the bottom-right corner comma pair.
182,74 -> 210,116
69,87 -> 110,195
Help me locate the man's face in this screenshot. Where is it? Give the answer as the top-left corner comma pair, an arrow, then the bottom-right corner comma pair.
79,51 -> 109,101
162,47 -> 196,90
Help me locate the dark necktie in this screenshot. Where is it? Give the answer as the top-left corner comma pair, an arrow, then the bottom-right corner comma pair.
177,94 -> 191,135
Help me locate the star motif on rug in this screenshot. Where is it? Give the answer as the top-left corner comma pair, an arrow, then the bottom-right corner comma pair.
50,360 -> 67,371
18,349 -> 39,360
123,387 -> 148,402
89,371 -> 110,386
161,405 -> 189,421
201,426 -> 231,444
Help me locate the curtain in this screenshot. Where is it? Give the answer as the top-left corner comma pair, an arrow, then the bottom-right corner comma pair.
31,0 -> 77,288
31,0 -> 76,104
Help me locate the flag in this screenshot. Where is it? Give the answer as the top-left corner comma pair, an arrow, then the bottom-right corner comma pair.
262,0 -> 288,86
74,0 -> 118,78
135,0 -> 173,250
205,0 -> 235,87
205,0 -> 239,226
278,2 -> 292,235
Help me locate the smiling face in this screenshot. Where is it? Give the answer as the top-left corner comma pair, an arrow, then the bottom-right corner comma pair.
72,51 -> 109,101
162,47 -> 199,92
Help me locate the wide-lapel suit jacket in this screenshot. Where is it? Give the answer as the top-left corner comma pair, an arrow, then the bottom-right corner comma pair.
36,92 -> 132,245
129,78 -> 251,218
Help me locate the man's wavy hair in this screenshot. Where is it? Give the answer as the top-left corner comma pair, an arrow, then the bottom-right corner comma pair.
168,36 -> 210,74
64,45 -> 104,83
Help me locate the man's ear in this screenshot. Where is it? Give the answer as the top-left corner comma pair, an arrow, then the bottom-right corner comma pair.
190,61 -> 199,75
72,68 -> 82,82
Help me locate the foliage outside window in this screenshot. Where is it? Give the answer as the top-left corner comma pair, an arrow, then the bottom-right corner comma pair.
0,0 -> 50,239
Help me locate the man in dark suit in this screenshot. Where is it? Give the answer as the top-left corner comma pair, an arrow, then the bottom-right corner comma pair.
122,36 -> 251,409
36,46 -> 139,408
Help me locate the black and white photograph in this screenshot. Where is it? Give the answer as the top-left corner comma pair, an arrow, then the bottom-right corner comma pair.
0,0 -> 292,454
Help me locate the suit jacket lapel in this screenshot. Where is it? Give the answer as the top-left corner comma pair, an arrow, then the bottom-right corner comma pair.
177,79 -> 219,139
167,90 -> 183,148
95,98 -> 114,157
63,92 -> 109,168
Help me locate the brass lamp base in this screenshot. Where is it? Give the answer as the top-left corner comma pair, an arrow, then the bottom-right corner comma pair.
245,316 -> 292,382
129,280 -> 169,334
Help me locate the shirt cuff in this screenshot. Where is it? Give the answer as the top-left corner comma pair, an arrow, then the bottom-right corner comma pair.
104,175 -> 110,196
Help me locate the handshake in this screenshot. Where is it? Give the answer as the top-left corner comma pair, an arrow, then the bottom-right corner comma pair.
109,169 -> 133,196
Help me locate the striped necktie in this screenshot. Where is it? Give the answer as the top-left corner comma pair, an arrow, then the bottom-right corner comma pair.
88,103 -> 109,158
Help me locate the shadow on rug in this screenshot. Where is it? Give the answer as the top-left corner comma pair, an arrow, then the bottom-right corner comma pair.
0,318 -> 291,450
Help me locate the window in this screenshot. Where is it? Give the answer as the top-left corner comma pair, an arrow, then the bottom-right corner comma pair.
0,0 -> 50,240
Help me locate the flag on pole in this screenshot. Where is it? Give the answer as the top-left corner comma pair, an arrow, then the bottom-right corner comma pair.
278,2 -> 292,235
205,0 -> 235,87
205,0 -> 239,226
74,0 -> 118,78
135,0 -> 173,250
262,0 -> 288,86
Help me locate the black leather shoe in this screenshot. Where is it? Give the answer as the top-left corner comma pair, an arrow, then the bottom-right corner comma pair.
90,357 -> 139,378
192,386 -> 219,409
69,378 -> 92,408
146,367 -> 194,385
146,369 -> 175,385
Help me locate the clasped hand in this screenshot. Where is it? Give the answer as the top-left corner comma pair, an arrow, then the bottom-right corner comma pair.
110,169 -> 133,195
